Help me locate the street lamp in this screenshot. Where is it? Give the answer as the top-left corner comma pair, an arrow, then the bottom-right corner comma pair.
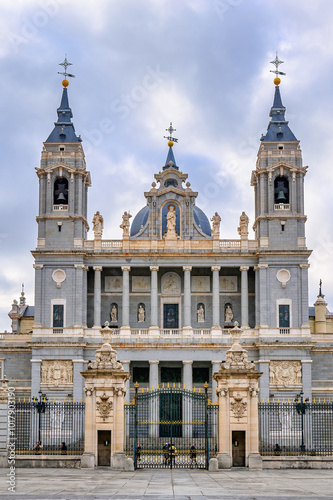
295,391 -> 309,453
35,389 -> 46,443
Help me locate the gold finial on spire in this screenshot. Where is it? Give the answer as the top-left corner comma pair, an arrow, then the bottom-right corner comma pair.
58,55 -> 75,88
270,53 -> 286,86
164,122 -> 178,147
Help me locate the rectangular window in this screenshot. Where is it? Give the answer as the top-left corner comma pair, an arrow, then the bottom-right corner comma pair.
279,305 -> 290,328
161,367 -> 181,383
53,304 -> 64,328
193,367 -> 210,384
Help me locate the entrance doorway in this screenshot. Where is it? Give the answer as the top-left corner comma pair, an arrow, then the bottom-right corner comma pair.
232,431 -> 245,467
98,430 -> 111,466
163,304 -> 179,329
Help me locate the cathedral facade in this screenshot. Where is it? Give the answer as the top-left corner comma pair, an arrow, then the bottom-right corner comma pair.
3,68 -> 333,406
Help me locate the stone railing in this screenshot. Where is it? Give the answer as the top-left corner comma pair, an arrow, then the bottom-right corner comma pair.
83,238 -> 259,252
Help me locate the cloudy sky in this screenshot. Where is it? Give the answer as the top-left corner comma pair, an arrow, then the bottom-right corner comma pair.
0,0 -> 332,330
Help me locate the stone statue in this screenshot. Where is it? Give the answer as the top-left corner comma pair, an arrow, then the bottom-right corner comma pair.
120,211 -> 132,238
197,304 -> 205,323
138,304 -> 145,322
92,211 -> 103,239
237,211 -> 249,237
167,205 -> 176,233
225,304 -> 233,323
211,212 -> 221,237
110,304 -> 118,323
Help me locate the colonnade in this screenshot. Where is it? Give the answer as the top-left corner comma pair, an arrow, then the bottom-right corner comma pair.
92,265 -> 251,330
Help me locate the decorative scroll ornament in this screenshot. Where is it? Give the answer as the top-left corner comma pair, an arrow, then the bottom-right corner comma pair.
88,343 -> 124,371
97,392 -> 112,420
269,361 -> 302,387
230,393 -> 247,420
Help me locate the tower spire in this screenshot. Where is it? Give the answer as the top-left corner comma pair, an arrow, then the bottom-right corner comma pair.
45,57 -> 81,143
163,122 -> 178,170
261,55 -> 297,142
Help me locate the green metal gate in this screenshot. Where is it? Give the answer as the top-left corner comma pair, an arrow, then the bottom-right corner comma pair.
125,384 -> 218,469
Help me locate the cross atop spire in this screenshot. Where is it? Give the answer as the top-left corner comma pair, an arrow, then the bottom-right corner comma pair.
164,122 -> 178,144
58,56 -> 75,88
270,53 -> 286,85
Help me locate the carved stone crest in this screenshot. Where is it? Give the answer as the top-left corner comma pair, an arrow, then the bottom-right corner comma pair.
41,360 -> 73,387
88,343 -> 124,371
269,361 -> 302,387
230,393 -> 247,420
96,392 -> 113,420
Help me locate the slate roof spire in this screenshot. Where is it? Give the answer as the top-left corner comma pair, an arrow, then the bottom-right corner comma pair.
261,55 -> 297,142
163,122 -> 179,170
45,57 -> 81,143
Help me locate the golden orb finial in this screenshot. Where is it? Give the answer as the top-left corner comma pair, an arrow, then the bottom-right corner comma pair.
62,79 -> 69,88
274,77 -> 281,86
168,140 -> 174,148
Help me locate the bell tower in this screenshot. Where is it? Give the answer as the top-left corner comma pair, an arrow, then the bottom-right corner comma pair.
35,59 -> 91,251
251,56 -> 311,336
251,56 -> 307,251
33,59 -> 90,334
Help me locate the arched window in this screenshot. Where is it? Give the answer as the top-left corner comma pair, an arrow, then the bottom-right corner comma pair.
54,177 -> 68,205
274,176 -> 289,204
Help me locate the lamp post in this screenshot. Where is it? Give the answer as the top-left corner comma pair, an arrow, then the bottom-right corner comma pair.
35,389 -> 46,444
295,391 -> 309,453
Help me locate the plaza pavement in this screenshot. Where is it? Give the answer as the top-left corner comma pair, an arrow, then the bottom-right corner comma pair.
0,468 -> 333,499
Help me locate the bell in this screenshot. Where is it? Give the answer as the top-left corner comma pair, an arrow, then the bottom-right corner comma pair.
57,192 -> 66,202
276,190 -> 286,203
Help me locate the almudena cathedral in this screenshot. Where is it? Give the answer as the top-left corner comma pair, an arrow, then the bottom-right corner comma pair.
1,57 -> 333,470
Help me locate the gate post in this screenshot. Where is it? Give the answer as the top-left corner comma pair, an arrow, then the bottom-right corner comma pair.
213,323 -> 262,469
81,343 -> 132,469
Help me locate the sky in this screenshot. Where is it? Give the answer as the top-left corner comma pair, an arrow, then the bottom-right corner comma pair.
0,0 -> 333,330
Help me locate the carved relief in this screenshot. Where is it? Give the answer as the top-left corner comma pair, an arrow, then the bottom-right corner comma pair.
97,392 -> 113,420
192,276 -> 210,292
230,393 -> 247,420
269,361 -> 302,387
161,272 -> 181,295
132,276 -> 150,292
220,276 -> 237,292
105,276 -> 122,292
41,360 -> 73,387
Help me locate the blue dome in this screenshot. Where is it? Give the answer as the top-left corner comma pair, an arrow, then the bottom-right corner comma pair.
130,206 -> 149,236
193,206 -> 211,236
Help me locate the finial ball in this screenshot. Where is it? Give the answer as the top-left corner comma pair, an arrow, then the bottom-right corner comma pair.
62,79 -> 69,88
274,77 -> 281,86
168,140 -> 174,148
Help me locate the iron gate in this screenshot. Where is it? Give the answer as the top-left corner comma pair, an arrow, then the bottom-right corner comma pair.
125,384 -> 218,469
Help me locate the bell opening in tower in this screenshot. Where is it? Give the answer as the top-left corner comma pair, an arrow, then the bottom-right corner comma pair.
274,176 -> 289,204
54,177 -> 69,205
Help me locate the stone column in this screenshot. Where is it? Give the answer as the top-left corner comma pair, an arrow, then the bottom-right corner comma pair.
33,264 -> 43,328
300,264 -> 310,331
149,360 -> 159,390
183,360 -> 193,390
73,359 -> 86,401
302,360 -> 312,400
74,264 -> 86,329
93,266 -> 102,328
240,266 -> 249,328
121,361 -> 131,403
121,266 -> 131,335
257,360 -> 270,401
211,361 -> 221,403
254,266 -> 260,329
258,264 -> 268,329
149,266 -> 159,335
211,266 -> 221,336
183,266 -> 192,334
31,359 -> 41,398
